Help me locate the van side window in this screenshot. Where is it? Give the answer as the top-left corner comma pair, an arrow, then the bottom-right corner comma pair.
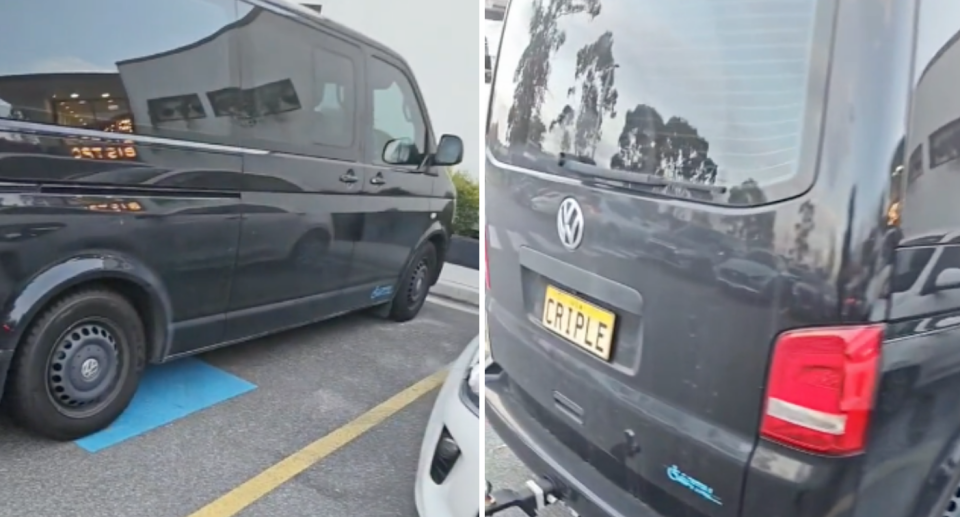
312,47 -> 356,148
367,57 -> 427,166
0,0 -> 240,146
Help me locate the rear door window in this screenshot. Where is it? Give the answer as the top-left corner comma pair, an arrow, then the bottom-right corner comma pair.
487,0 -> 833,206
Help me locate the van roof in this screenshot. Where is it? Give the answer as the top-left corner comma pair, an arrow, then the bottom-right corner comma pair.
259,0 -> 411,68
118,0 -> 413,74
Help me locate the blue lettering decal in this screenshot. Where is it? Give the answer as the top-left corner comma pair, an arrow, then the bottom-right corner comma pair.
371,285 -> 394,300
666,465 -> 722,505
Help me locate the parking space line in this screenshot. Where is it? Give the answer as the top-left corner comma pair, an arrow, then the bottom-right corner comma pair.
186,368 -> 449,517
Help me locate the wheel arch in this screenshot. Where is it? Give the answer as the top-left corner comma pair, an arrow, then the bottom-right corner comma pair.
0,253 -> 173,364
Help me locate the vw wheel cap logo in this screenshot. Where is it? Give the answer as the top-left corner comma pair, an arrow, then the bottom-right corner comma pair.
557,197 -> 584,250
80,358 -> 100,380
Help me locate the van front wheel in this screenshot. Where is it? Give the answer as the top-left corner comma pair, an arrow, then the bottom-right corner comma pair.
5,289 -> 146,441
388,242 -> 437,322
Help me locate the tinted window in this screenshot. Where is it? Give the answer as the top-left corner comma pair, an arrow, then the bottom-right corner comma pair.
312,47 -> 355,148
234,7 -> 360,160
367,57 -> 427,165
485,14 -> 505,98
0,0 -> 239,146
487,0 -> 826,205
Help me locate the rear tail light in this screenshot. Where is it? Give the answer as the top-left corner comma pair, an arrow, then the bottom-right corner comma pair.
760,325 -> 884,455
485,226 -> 490,290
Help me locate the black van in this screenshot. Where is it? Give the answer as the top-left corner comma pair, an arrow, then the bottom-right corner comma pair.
0,0 -> 463,440
485,0 -> 960,516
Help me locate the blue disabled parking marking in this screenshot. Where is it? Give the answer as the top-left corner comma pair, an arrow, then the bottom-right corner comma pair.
75,357 -> 257,453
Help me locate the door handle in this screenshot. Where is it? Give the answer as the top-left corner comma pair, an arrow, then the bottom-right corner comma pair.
370,173 -> 386,186
339,170 -> 358,184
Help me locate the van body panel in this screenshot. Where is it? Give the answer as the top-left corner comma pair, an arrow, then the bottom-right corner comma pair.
484,0 -> 927,517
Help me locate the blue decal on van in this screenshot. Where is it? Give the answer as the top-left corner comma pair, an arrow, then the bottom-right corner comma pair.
666,465 -> 722,505
371,285 -> 394,300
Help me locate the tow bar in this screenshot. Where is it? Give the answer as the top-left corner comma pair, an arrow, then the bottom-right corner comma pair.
485,477 -> 569,516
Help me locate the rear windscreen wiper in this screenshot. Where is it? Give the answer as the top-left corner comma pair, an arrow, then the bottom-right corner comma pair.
558,154 -> 727,195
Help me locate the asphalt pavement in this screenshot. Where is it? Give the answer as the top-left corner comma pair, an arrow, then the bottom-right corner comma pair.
0,296 -> 478,517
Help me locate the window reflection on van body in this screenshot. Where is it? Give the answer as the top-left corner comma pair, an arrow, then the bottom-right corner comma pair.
881,63 -> 960,508
0,0 -> 455,440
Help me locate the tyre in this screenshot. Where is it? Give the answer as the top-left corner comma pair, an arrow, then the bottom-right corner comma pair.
5,288 -> 146,441
388,242 -> 437,322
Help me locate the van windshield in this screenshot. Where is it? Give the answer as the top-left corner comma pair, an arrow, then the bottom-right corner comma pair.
487,0 -> 824,206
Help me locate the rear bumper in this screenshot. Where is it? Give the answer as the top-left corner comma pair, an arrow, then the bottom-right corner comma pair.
0,348 -> 12,401
485,372 -> 662,517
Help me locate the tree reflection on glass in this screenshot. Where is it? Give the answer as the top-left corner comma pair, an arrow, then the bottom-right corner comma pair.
506,0 -> 601,148
793,200 -> 816,262
610,104 -> 663,174
661,117 -> 715,185
549,104 -> 576,153
609,103 -> 717,185
729,179 -> 775,247
568,31 -> 618,160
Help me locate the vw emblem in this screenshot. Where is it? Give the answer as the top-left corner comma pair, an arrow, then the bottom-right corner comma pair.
80,358 -> 100,380
557,197 -> 584,250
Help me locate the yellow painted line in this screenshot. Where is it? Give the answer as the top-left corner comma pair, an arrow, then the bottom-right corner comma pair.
187,369 -> 449,517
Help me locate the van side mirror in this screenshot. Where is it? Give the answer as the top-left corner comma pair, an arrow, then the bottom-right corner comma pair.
935,268 -> 960,291
433,134 -> 463,166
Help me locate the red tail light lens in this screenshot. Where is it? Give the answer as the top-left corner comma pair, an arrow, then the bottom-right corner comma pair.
760,325 -> 884,455
484,226 -> 490,290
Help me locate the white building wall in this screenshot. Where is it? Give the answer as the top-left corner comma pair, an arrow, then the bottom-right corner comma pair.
908,38 -> 960,169
902,32 -> 960,237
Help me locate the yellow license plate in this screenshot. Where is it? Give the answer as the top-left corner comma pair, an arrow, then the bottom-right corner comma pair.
541,285 -> 616,361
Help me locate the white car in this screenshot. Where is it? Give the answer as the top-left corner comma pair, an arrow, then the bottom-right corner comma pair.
415,335 -> 481,517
